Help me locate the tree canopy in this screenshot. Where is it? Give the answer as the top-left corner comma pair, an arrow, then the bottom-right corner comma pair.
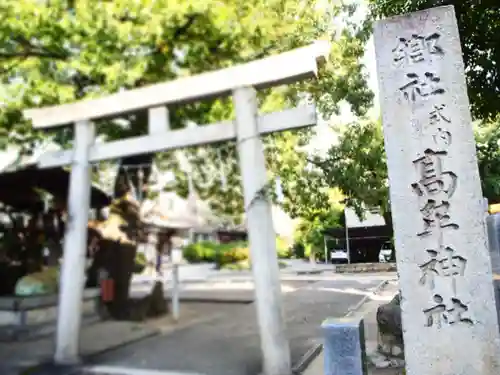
313,0 -> 500,217
475,117 -> 500,203
368,0 -> 500,121
293,205 -> 344,260
313,118 -> 388,217
0,0 -> 374,222
317,116 -> 500,215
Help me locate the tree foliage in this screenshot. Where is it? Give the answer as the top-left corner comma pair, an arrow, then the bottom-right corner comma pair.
314,119 -> 388,217
293,205 -> 344,259
368,0 -> 500,121
475,117 -> 500,203
315,0 -> 500,216
0,0 -> 374,221
318,116 -> 500,215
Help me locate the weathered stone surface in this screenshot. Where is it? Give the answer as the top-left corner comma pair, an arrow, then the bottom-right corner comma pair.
322,317 -> 368,375
374,5 -> 500,375
0,289 -> 100,341
335,263 -> 397,274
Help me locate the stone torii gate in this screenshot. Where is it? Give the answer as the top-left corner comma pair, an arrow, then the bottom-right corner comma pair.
24,41 -> 329,375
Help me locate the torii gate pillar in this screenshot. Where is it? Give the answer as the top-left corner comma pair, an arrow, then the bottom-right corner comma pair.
234,87 -> 290,375
24,41 -> 329,375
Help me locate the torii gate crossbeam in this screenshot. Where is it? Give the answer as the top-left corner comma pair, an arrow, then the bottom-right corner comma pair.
24,41 -> 329,375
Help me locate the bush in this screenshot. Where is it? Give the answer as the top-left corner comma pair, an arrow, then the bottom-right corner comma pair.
182,240 -> 250,266
215,242 -> 249,267
291,243 -> 305,259
276,237 -> 292,259
183,238 -> 289,268
133,252 -> 147,273
182,241 -> 220,263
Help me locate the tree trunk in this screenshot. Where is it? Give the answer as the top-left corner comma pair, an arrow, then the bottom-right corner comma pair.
87,152 -> 168,320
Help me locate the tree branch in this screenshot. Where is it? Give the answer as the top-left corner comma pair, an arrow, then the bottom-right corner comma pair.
306,157 -> 325,168
0,35 -> 69,61
0,50 -> 67,60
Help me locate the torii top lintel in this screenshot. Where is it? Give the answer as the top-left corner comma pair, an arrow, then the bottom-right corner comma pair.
24,41 -> 330,129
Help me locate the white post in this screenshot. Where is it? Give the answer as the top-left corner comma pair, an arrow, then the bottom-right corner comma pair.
54,120 -> 95,364
148,231 -> 159,277
171,247 -> 182,322
323,235 -> 328,264
233,87 -> 291,375
345,225 -> 351,264
345,215 -> 351,264
171,265 -> 180,321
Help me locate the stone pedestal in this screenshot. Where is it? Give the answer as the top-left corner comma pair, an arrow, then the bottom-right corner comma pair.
374,5 -> 500,375
322,317 -> 368,375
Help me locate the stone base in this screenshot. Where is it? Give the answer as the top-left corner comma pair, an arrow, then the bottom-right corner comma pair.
0,288 -> 100,341
335,263 -> 397,274
377,332 -> 404,358
368,350 -> 405,369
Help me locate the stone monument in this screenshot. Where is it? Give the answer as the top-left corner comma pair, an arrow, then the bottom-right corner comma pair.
374,5 -> 500,375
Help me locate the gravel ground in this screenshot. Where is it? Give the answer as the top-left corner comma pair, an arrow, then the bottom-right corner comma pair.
84,278 -> 383,375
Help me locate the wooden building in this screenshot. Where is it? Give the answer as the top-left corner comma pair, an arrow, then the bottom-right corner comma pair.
324,207 -> 394,263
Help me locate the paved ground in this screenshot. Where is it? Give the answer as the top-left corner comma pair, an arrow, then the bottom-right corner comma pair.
131,260 -> 338,286
0,302 -> 220,375
302,280 -> 402,375
82,278 -> 385,375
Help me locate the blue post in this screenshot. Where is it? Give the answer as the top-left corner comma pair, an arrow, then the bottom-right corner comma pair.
487,213 -> 500,327
322,317 -> 368,375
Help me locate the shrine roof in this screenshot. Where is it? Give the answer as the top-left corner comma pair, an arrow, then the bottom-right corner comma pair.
323,224 -> 393,240
0,164 -> 111,211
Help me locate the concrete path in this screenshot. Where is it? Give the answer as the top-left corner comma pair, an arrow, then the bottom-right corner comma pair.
77,278 -> 387,375
0,303 -> 218,375
302,280 -> 402,375
130,260 -> 346,287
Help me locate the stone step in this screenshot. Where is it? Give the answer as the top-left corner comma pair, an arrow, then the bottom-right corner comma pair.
0,312 -> 100,342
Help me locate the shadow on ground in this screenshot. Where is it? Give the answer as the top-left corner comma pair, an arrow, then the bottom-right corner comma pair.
83,279 -> 382,375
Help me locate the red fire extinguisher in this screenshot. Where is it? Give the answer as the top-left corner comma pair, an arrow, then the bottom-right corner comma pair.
99,269 -> 115,302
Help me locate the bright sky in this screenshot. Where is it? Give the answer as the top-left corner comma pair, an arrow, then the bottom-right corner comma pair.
307,40 -> 379,155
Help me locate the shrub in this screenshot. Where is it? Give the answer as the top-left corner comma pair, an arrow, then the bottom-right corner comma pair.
276,237 -> 292,259
197,241 -> 219,261
291,243 -> 305,259
135,251 -> 147,266
182,240 -> 251,266
216,242 -> 250,267
182,243 -> 200,263
183,238 -> 294,270
183,237 -> 292,263
133,252 -> 147,273
182,241 -> 219,263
